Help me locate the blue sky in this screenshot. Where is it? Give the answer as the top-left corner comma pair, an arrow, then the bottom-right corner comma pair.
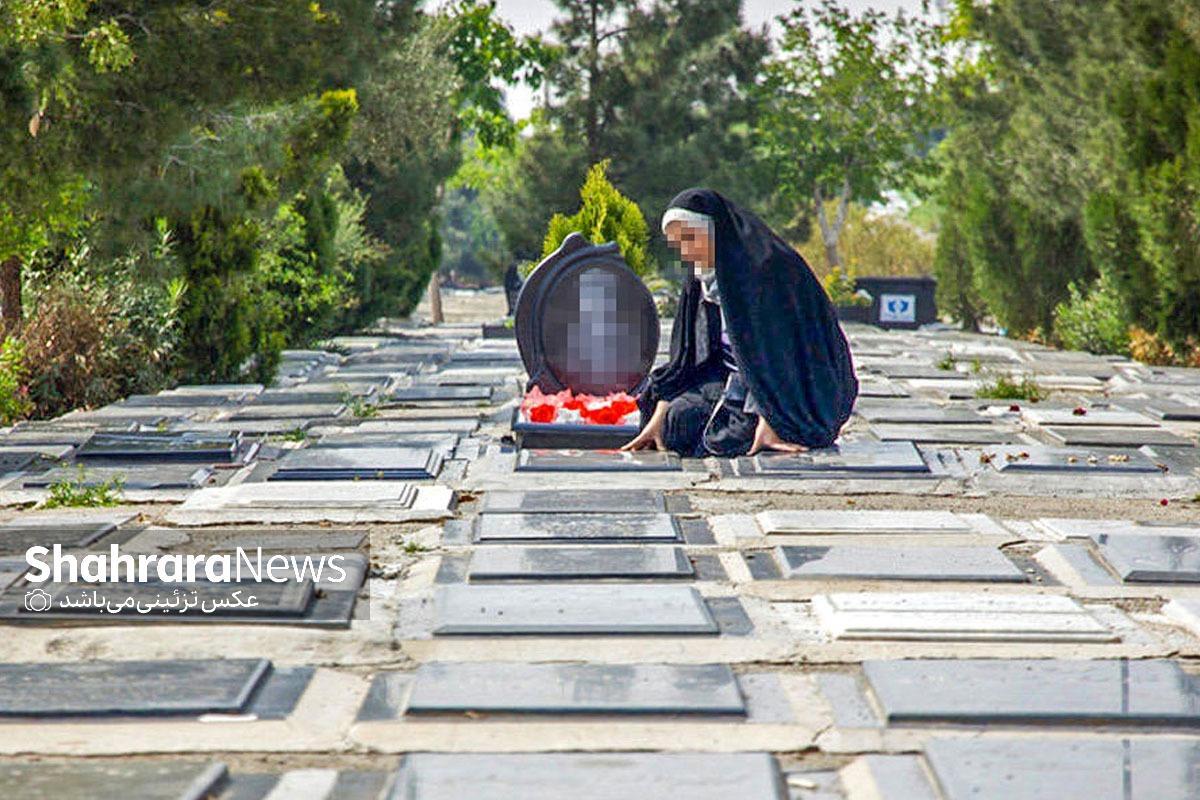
491,0 -> 937,117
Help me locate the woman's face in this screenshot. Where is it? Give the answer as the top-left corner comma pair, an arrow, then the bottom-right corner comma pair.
665,220 -> 714,275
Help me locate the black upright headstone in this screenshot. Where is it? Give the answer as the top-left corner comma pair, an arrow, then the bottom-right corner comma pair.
515,233 -> 659,396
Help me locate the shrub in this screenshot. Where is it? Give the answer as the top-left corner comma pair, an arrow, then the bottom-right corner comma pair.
821,266 -> 871,307
1128,326 -> 1177,366
0,338 -> 32,425
543,161 -> 653,277
1052,272 -> 1130,355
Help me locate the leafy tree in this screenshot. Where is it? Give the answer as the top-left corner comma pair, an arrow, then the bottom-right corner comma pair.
758,0 -> 946,271
544,160 -> 652,276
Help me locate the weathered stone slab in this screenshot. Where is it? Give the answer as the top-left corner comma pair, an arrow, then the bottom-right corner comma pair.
1022,408 -> 1159,427
0,761 -> 229,800
475,513 -> 679,543
516,449 -> 681,472
869,423 -> 1017,445
385,753 -> 783,800
813,593 -> 1114,642
467,546 -> 693,580
983,445 -> 1162,474
855,405 -> 983,424
0,511 -> 130,554
23,465 -> 214,490
178,480 -> 418,509
1091,531 -> 1200,583
405,662 -> 743,715
864,659 -> 1200,725
0,658 -> 269,716
432,584 -> 718,635
270,447 -> 442,480
754,441 -> 928,474
777,545 -> 1026,582
1145,402 -> 1200,421
354,419 -> 480,434
77,431 -> 239,462
230,403 -> 347,421
758,510 -> 973,536
481,489 -> 666,514
387,385 -> 494,402
1042,426 -> 1193,448
925,738 -> 1200,800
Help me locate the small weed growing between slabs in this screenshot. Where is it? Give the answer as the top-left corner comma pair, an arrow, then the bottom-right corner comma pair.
976,374 -> 1047,402
42,467 -> 124,509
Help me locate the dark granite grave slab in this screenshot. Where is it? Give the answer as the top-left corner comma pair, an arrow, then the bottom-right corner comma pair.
309,433 -> 459,452
984,445 -> 1163,474
778,545 -> 1026,582
475,513 -> 680,543
869,423 -> 1016,445
1042,426 -> 1194,448
467,546 -> 693,580
480,489 -> 668,514
77,431 -> 238,462
0,761 -> 229,800
0,515 -> 120,555
246,391 -> 354,405
1146,402 -> 1200,422
0,658 -> 269,716
925,738 -> 1200,800
23,465 -> 215,490
432,584 -> 719,635
1091,532 -> 1200,583
384,753 -> 783,800
0,453 -> 35,474
403,662 -> 743,715
269,447 -> 442,481
864,659 -> 1200,726
230,403 -> 347,421
855,405 -> 983,425
754,441 -> 928,474
516,449 -> 681,472
387,385 -> 494,402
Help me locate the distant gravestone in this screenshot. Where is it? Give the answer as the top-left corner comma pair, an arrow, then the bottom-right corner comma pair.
516,233 -> 659,396
777,544 -> 1026,582
1091,532 -> 1200,583
516,449 -> 681,473
467,546 -> 693,580
481,489 -> 666,514
475,513 -> 680,543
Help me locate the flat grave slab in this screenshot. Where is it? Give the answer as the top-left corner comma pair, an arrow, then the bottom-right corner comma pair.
230,403 -> 347,421
1042,425 -> 1194,448
385,753 -> 783,800
432,584 -> 718,635
757,510 -> 974,536
982,445 -> 1163,474
353,419 -> 480,434
925,738 -> 1200,800
404,662 -> 743,715
0,453 -> 35,474
812,593 -> 1114,642
1145,401 -> 1200,421
270,447 -> 442,480
754,441 -> 928,474
1090,531 -> 1200,583
475,513 -> 679,543
23,465 -> 214,490
855,405 -> 983,424
0,761 -> 229,800
869,423 -> 1017,445
480,489 -> 667,514
467,546 -> 693,580
77,431 -> 239,462
309,432 -> 459,452
0,658 -> 268,716
1022,408 -> 1159,427
0,513 -> 124,554
387,385 -> 494,402
777,545 -> 1026,582
248,390 -> 354,405
175,481 -> 421,510
516,449 -> 681,472
863,658 -> 1200,726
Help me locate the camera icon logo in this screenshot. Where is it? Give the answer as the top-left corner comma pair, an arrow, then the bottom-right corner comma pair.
23,588 -> 53,612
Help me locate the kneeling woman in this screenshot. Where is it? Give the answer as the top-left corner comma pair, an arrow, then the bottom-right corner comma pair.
623,189 -> 858,457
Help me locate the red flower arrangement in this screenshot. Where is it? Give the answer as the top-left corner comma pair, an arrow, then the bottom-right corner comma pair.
521,386 -> 640,426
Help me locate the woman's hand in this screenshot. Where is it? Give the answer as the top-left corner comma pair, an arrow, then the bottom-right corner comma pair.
747,415 -> 807,455
621,400 -> 669,451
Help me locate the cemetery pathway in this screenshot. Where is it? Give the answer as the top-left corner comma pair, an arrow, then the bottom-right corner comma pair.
1,287 -> 1200,797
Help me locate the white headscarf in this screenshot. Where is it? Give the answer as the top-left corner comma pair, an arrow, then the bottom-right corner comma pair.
661,207 -> 713,236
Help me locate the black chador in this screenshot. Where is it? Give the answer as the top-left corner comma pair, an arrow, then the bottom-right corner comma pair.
638,189 -> 858,456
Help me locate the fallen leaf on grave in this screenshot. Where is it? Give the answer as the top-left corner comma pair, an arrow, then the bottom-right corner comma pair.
1067,456 -> 1077,463
979,452 -> 994,464
1108,454 -> 1129,462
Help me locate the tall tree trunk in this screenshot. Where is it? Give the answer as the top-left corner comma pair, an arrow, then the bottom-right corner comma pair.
0,255 -> 21,333
814,180 -> 852,272
586,0 -> 600,165
427,271 -> 444,325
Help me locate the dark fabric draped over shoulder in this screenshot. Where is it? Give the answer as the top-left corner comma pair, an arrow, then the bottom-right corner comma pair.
652,188 -> 858,448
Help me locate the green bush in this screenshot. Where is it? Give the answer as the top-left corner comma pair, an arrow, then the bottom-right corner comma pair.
1052,271 -> 1130,356
543,161 -> 653,277
976,374 -> 1047,402
0,338 -> 32,425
